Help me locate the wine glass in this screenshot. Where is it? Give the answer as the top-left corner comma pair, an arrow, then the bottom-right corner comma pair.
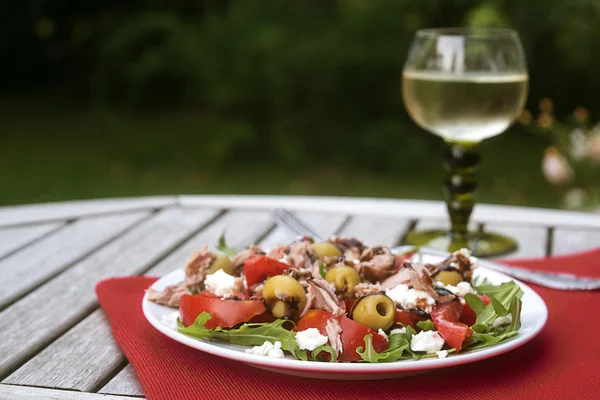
402,28 -> 528,257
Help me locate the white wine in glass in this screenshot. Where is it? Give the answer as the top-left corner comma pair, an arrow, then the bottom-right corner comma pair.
403,72 -> 528,142
402,28 -> 529,257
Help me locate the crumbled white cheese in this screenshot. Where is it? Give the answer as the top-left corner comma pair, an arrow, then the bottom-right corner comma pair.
386,284 -> 436,313
378,329 -> 388,341
295,328 -> 328,351
204,269 -> 242,298
436,350 -> 448,359
456,281 -> 475,296
278,256 -> 289,265
390,327 -> 406,335
245,341 -> 285,358
457,248 -> 478,268
457,248 -> 472,258
441,281 -> 475,297
352,259 -> 360,265
493,314 -> 513,328
160,311 -> 180,331
410,330 -> 445,353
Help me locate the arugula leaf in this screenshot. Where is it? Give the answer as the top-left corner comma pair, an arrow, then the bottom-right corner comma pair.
356,334 -> 382,363
312,344 -> 338,362
416,320 -> 435,331
466,281 -> 523,326
178,312 -> 307,360
356,326 -> 422,363
466,296 -> 522,351
474,280 -> 524,308
217,232 -> 237,257
491,297 -> 509,316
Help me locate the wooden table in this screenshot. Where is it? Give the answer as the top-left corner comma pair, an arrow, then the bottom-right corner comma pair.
1,195 -> 599,399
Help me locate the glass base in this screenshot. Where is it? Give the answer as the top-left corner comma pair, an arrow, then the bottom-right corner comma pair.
404,229 -> 518,258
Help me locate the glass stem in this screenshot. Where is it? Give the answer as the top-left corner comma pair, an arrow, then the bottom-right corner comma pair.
442,142 -> 479,250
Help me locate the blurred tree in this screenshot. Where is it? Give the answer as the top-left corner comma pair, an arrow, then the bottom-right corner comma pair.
1,0 -> 599,173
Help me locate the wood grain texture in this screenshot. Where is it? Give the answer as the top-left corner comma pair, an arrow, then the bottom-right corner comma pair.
179,195 -> 600,228
0,384 -> 141,400
99,365 -> 144,397
0,222 -> 63,260
338,215 -> 411,247
552,228 -> 600,256
147,209 -> 273,277
0,212 -> 150,310
4,310 -> 124,392
259,210 -> 348,249
0,207 -> 219,378
481,223 -> 547,259
0,196 -> 177,227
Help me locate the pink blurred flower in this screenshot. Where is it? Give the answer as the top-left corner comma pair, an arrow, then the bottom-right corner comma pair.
542,147 -> 573,185
588,126 -> 600,163
569,128 -> 587,161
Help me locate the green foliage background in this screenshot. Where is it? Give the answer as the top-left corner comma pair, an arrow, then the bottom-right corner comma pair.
1,0 -> 599,206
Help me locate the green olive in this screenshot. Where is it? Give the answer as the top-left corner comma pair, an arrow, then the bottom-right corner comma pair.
311,242 -> 342,260
207,254 -> 234,275
325,265 -> 360,296
262,275 -> 307,319
351,294 -> 395,331
433,269 -> 464,286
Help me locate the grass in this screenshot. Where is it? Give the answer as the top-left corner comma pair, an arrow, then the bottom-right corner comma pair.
0,93 -> 562,208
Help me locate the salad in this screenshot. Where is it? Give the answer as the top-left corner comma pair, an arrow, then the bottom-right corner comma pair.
147,235 -> 523,363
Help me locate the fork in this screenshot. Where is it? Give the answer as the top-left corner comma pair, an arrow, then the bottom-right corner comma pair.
269,208 -> 600,291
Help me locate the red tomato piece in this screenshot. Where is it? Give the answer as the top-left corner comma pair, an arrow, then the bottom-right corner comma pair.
343,299 -> 356,314
338,317 -> 388,361
295,310 -> 388,362
431,301 -> 472,352
460,294 -> 491,326
295,310 -> 332,336
394,310 -> 427,329
243,255 -> 289,287
179,293 -> 267,329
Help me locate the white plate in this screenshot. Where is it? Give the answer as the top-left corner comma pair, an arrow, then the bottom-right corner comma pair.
142,248 -> 548,380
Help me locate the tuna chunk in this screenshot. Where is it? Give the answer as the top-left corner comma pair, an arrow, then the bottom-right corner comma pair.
302,278 -> 344,317
146,283 -> 188,307
357,246 -> 396,282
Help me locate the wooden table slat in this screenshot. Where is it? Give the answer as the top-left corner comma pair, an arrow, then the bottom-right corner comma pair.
179,195 -> 600,229
338,215 -> 411,247
98,364 -> 144,397
479,223 -> 548,259
0,222 -> 63,260
0,196 -> 177,227
13,209 -> 274,394
0,212 -> 150,310
0,207 -> 220,379
0,384 -> 142,400
4,310 -> 124,392
552,228 -> 600,256
147,209 -> 274,277
258,210 -> 348,249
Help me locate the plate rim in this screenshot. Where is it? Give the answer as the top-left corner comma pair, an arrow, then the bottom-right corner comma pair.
142,249 -> 548,374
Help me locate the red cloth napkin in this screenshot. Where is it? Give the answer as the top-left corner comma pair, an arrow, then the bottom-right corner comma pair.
96,248 -> 600,400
